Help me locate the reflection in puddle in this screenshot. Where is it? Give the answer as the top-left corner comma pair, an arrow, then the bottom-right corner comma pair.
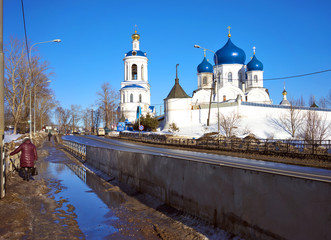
41,144 -> 236,240
66,163 -> 87,182
46,161 -> 119,239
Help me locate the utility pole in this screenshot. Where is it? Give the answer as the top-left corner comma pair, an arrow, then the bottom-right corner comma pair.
91,109 -> 94,134
0,0 -> 5,198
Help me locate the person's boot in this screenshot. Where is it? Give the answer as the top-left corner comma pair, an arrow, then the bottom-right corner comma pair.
26,168 -> 30,181
22,168 -> 27,180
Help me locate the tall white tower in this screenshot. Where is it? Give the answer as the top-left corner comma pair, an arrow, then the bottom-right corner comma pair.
119,29 -> 151,123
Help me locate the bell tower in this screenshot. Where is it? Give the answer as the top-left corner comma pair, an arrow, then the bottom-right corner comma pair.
119,28 -> 152,122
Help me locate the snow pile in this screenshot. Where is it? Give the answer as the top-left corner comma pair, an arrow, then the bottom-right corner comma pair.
160,117 -> 316,140
4,131 -> 22,143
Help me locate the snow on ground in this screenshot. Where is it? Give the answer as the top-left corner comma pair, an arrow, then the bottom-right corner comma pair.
158,118 -> 294,140
238,115 -> 291,139
4,131 -> 22,143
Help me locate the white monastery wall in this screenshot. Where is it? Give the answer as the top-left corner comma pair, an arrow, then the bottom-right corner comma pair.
164,98 -> 192,128
171,101 -> 331,139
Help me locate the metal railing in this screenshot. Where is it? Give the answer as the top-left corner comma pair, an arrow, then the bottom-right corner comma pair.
63,140 -> 87,161
119,132 -> 331,160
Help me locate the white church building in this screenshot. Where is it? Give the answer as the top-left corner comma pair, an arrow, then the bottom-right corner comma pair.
164,29 -> 272,129
162,29 -> 331,139
119,30 -> 155,123
119,28 -> 331,139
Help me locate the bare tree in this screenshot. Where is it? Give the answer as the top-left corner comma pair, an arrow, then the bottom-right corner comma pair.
4,38 -> 29,134
96,82 -> 119,128
299,110 -> 331,142
4,38 -> 53,134
270,100 -> 304,138
93,107 -> 102,131
69,104 -> 82,132
82,108 -> 93,132
318,89 -> 331,108
219,111 -> 241,137
55,107 -> 71,133
296,95 -> 306,107
36,94 -> 57,130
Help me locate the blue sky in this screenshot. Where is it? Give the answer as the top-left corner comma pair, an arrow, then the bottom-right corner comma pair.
5,0 -> 331,115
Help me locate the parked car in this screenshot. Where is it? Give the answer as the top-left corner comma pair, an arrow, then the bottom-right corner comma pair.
97,128 -> 105,136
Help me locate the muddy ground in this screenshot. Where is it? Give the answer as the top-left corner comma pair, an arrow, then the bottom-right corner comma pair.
0,150 -> 84,239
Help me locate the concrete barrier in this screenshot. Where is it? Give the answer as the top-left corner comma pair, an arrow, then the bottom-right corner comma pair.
86,145 -> 331,240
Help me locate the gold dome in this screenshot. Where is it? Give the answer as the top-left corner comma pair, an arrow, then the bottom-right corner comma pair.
132,30 -> 140,41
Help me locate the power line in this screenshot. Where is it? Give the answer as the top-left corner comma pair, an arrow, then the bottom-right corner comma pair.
20,0 -> 31,68
211,68 -> 331,82
150,67 -> 331,106
264,69 -> 331,81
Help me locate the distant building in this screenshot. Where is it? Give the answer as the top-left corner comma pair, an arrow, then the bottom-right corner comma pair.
119,28 -> 331,139
164,28 -> 271,129
192,29 -> 271,107
279,88 -> 291,106
119,30 -> 155,123
162,28 -> 331,137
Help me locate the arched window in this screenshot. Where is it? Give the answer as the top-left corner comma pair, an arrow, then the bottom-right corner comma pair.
122,93 -> 125,103
203,76 -> 207,85
254,75 -> 258,83
228,72 -> 232,82
139,94 -> 142,103
141,65 -> 144,80
132,64 -> 137,80
130,93 -> 133,102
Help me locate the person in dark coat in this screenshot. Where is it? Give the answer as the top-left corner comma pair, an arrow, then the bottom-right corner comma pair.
10,138 -> 37,181
48,132 -> 52,141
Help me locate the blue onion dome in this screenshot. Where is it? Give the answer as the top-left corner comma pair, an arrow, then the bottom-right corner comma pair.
214,38 -> 246,65
247,55 -> 263,71
197,57 -> 213,73
125,50 -> 146,57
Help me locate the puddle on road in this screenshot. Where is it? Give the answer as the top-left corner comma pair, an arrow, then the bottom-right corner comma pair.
38,144 -> 243,240
41,148 -> 120,239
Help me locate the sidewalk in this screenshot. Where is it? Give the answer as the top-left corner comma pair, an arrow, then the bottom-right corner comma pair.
0,140 -> 84,240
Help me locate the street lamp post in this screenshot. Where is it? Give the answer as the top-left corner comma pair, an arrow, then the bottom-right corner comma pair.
33,80 -> 51,134
39,94 -> 53,131
28,39 -> 61,139
194,45 -> 220,133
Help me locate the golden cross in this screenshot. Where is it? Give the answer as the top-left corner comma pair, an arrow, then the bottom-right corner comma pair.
227,26 -> 231,37
253,46 -> 256,55
134,24 -> 137,33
